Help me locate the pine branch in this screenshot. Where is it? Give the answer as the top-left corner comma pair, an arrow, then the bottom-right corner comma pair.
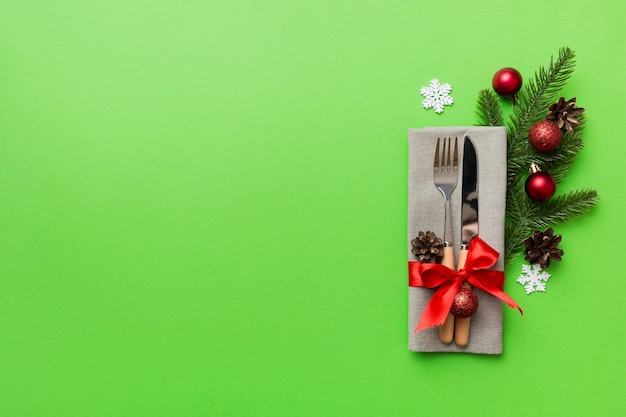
504,188 -> 599,265
505,221 -> 529,267
507,47 -> 576,145
528,188 -> 599,227
508,118 -> 585,183
506,48 -> 577,185
476,89 -> 504,126
504,176 -> 530,264
474,47 -> 599,266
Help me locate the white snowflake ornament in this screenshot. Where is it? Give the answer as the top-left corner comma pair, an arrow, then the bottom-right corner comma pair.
517,263 -> 551,294
420,79 -> 453,113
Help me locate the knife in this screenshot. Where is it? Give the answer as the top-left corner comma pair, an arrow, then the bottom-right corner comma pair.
455,135 -> 478,347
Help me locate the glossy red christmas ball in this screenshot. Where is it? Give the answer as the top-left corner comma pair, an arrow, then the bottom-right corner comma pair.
492,67 -> 523,96
450,286 -> 479,318
525,164 -> 556,201
529,120 -> 562,152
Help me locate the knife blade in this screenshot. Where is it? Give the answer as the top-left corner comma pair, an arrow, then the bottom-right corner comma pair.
460,135 -> 478,250
455,134 -> 478,347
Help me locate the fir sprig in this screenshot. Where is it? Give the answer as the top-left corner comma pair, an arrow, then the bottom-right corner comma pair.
476,89 -> 504,127
505,189 -> 599,262
507,47 -> 577,147
476,47 -> 599,266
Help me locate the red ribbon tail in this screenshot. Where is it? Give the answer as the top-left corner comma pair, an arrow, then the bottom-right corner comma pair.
469,274 -> 524,315
413,282 -> 462,332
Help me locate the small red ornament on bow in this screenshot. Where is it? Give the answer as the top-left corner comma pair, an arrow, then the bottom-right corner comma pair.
408,236 -> 523,333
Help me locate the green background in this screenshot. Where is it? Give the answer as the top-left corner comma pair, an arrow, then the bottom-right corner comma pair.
1,1 -> 624,415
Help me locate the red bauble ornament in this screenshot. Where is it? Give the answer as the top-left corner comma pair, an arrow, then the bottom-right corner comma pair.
529,120 -> 562,152
525,163 -> 556,201
450,286 -> 479,318
492,67 -> 523,96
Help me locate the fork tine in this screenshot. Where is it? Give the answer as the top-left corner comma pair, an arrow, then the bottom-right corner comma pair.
445,137 -> 451,170
453,137 -> 458,169
434,138 -> 441,170
442,137 -> 446,171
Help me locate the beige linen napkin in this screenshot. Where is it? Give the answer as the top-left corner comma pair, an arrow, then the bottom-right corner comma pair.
408,126 -> 507,354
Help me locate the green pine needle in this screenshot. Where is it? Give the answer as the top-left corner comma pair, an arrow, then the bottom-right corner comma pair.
504,189 -> 599,264
476,89 -> 504,126
507,47 -> 577,147
475,47 -> 599,266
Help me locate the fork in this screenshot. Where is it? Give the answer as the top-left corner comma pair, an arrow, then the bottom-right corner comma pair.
433,137 -> 459,344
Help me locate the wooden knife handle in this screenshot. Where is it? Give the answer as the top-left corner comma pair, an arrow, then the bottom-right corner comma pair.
438,246 -> 455,344
454,248 -> 471,347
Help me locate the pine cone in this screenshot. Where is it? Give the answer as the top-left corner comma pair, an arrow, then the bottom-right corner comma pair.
523,228 -> 564,269
411,231 -> 444,263
546,97 -> 585,134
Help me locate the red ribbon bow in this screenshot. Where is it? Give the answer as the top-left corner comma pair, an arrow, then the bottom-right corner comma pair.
408,236 -> 522,332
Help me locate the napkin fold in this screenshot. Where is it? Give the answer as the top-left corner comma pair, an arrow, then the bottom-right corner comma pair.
408,127 -> 507,354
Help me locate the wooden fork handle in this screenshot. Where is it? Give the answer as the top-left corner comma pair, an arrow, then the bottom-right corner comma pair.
438,246 -> 455,344
454,248 -> 471,347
